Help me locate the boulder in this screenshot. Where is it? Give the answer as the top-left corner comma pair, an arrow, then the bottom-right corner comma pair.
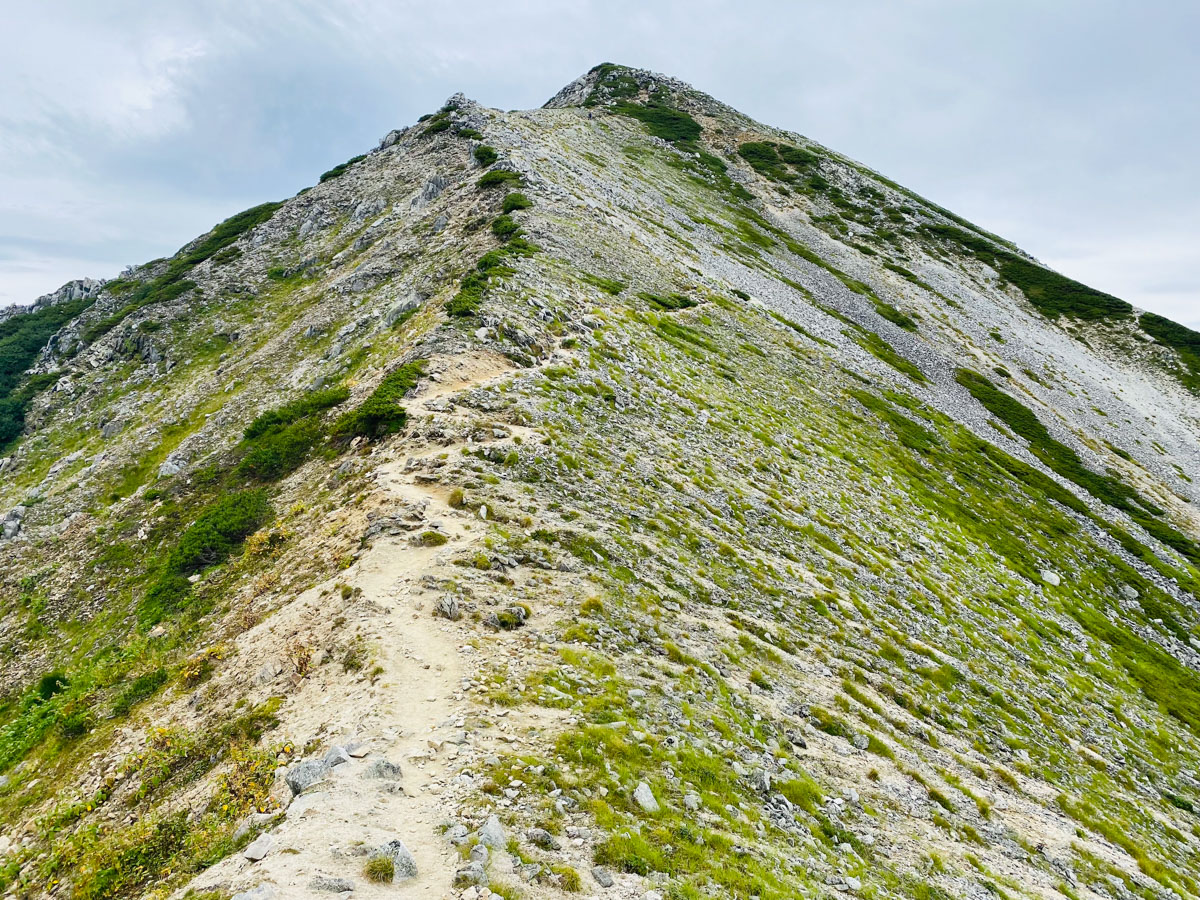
285,758 -> 330,795
633,781 -> 660,813
477,813 -> 506,848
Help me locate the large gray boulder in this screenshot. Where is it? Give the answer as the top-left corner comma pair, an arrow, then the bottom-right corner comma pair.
285,758 -> 330,795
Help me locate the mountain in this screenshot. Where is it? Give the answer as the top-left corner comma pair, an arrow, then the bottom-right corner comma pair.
1,63 -> 1199,900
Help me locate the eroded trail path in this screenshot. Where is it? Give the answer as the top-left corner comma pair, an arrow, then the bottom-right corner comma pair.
183,352 -> 537,899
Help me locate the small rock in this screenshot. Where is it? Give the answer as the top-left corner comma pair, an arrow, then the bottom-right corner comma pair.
362,758 -> 403,780
286,758 -> 331,795
845,875 -> 863,892
445,823 -> 470,845
325,746 -> 352,768
591,866 -> 615,888
683,792 -> 700,811
1042,570 -> 1061,587
526,827 -> 562,850
477,814 -> 506,848
455,860 -> 488,887
373,839 -> 418,881
309,874 -> 354,892
633,782 -> 660,813
231,888 -> 276,900
243,832 -> 273,861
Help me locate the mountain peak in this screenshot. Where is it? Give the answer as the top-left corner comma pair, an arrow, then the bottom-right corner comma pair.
1,65 -> 1199,900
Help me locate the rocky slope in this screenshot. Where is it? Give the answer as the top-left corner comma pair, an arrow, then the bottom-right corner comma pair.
1,64 -> 1199,900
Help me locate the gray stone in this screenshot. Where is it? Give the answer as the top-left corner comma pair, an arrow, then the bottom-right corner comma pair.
243,832 -> 273,861
285,758 -> 331,795
469,843 -> 488,863
1120,584 -> 1140,600
682,791 -> 701,811
477,813 -> 506,848
434,595 -> 462,621
455,860 -> 488,887
231,887 -> 276,900
527,827 -> 562,850
592,866 -> 615,888
309,874 -> 354,892
1042,570 -> 1061,587
445,823 -> 470,845
325,746 -> 352,768
633,781 -> 660,813
362,758 -> 402,780
373,839 -> 418,880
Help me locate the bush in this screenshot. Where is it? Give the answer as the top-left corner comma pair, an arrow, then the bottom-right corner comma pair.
168,490 -> 273,574
639,291 -> 696,311
243,386 -> 349,440
926,224 -> 1131,321
491,215 -> 522,241
111,668 -> 169,717
235,418 -> 322,481
501,192 -> 532,213
319,154 -> 366,183
333,361 -> 425,439
474,145 -> 499,166
478,170 -> 522,189
36,672 -> 68,702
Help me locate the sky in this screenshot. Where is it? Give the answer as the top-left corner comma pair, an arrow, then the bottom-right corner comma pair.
2,0 -> 1197,326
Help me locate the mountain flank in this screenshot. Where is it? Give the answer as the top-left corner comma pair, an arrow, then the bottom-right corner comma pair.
0,64 -> 1199,900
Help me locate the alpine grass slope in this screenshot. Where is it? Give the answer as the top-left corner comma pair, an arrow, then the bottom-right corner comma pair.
1,63 -> 1199,900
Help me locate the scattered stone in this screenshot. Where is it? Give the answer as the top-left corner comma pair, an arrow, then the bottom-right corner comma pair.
362,758 -> 403,780
286,758 -> 330,795
325,746 -> 352,768
477,814 -> 506,848
591,866 -> 615,888
633,782 -> 660,813
526,827 -> 562,850
372,839 -> 418,881
683,792 -> 701,811
1042,570 -> 1061,587
243,832 -> 273,861
455,860 -> 488,887
231,887 -> 276,900
435,595 -> 463,621
309,874 -> 354,892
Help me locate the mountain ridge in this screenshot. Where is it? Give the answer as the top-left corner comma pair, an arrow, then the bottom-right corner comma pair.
0,64 -> 1198,900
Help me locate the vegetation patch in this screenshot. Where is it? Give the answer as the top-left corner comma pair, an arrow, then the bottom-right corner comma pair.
926,224 -> 1132,321
332,361 -> 425,439
319,154 -> 366,183
1139,312 -> 1200,393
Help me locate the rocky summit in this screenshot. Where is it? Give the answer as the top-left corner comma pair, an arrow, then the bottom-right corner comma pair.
1,63 -> 1199,900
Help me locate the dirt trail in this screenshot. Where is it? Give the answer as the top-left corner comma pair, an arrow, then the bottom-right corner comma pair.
183,352 -> 526,899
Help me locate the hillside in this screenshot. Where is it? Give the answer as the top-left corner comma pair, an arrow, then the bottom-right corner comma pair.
0,64 -> 1199,900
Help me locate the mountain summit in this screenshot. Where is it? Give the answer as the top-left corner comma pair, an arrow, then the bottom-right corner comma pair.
1,64 -> 1199,900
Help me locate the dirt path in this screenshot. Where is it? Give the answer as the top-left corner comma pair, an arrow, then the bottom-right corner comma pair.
181,352 -> 526,899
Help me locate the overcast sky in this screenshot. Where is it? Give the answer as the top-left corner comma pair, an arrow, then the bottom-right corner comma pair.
2,0 -> 1197,326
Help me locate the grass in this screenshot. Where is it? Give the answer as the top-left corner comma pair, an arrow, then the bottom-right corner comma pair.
639,291 -> 697,311
854,330 -> 927,383
581,273 -> 625,295
365,855 -> 395,883
611,102 -> 701,144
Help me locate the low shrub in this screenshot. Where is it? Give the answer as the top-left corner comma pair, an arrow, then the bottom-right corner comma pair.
319,154 -> 366,183
333,361 -> 425,439
478,170 -> 522,189
502,192 -> 532,213
474,145 -> 499,166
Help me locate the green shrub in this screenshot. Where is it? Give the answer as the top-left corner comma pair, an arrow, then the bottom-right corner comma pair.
319,154 -> 366,183
927,224 -> 1131,321
235,418 -> 322,481
1140,312 -> 1200,392
474,145 -> 499,166
875,302 -> 918,331
169,490 -> 273,574
581,273 -> 624,295
0,296 -> 96,449
36,672 -> 68,701
234,386 -> 349,481
111,668 -> 169,717
502,192 -> 532,213
333,361 -> 425,439
639,291 -> 697,311
491,215 -> 522,241
478,170 -> 522,189
448,272 -> 487,317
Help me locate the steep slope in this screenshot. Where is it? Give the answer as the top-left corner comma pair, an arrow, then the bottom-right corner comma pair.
0,65 -> 1199,900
